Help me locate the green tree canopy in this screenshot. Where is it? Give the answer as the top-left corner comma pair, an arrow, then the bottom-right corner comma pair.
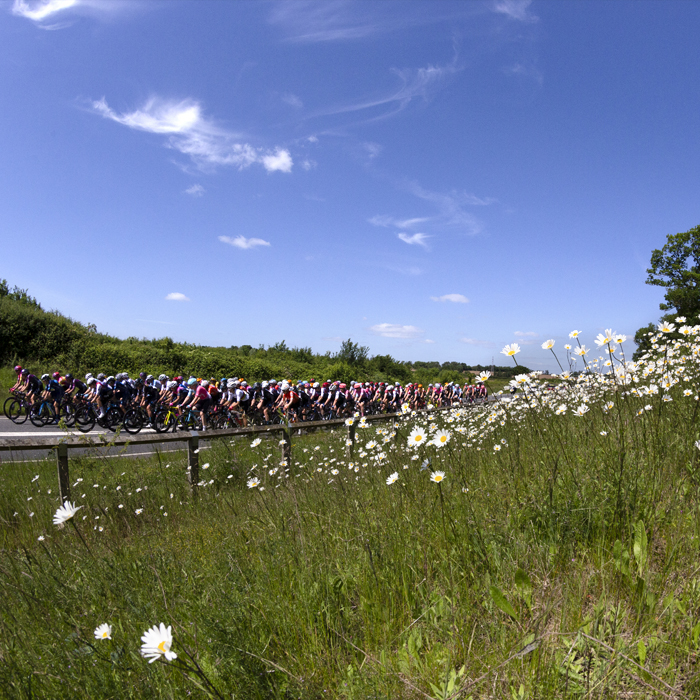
646,224 -> 700,319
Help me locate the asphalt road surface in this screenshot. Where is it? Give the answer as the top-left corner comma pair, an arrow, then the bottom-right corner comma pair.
0,416 -> 210,463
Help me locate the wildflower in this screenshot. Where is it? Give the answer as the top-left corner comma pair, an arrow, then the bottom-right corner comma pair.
657,322 -> 676,333
541,339 -> 555,350
345,417 -> 354,426
432,429 -> 450,447
430,471 -> 445,483
569,330 -> 581,338
476,371 -> 492,382
574,405 -> 590,416
251,438 -> 261,448
53,501 -> 82,527
140,623 -> 177,663
493,444 -> 501,451
358,417 -> 368,427
37,535 -> 45,541
408,426 -> 427,446
202,463 -> 210,470
331,469 -> 339,475
501,343 -> 521,357
135,508 -> 143,515
247,477 -> 260,489
94,623 -> 112,640
31,475 -> 39,483
386,472 -> 399,485
365,440 -> 377,450
574,346 -> 589,357
614,333 -> 627,344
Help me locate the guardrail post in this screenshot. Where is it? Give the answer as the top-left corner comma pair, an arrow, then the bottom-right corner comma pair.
346,422 -> 356,458
56,443 -> 70,503
188,431 -> 199,493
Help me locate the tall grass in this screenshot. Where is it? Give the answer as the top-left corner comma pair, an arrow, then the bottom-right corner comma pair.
1,330 -> 699,698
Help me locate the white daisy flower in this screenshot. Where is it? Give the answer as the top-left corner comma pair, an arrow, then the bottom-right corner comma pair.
94,624 -> 112,640
140,623 -> 177,663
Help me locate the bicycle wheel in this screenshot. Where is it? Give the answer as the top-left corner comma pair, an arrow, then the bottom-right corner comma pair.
3,396 -> 17,419
6,398 -> 28,424
61,401 -> 76,428
30,402 -> 51,427
105,406 -> 123,432
76,406 -> 95,432
122,408 -> 143,434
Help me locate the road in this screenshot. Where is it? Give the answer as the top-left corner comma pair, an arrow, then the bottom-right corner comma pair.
0,416 -> 210,462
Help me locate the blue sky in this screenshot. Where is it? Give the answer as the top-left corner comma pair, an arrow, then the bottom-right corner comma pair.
2,0 -> 699,371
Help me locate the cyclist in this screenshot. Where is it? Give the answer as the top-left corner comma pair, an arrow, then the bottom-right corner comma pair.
192,379 -> 212,431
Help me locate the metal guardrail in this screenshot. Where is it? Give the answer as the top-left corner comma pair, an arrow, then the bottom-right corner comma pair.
0,409 -> 438,503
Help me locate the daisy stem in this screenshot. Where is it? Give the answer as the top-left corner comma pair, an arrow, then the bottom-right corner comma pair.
69,519 -> 93,557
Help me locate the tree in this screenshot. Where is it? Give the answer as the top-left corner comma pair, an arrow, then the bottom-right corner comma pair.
335,339 -> 369,366
646,224 -> 700,320
634,224 -> 700,359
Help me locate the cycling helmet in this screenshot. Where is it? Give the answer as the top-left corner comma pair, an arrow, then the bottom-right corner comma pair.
65,374 -> 73,381
87,377 -> 96,386
97,373 -> 106,381
395,382 -> 400,386
158,374 -> 167,382
166,381 -> 176,390
254,382 -> 261,389
339,383 -> 346,389
135,377 -> 143,386
106,376 -> 115,383
261,381 -> 269,388
21,369 -> 28,376
269,379 -> 276,384
85,373 -> 93,380
187,378 -> 197,386
146,374 -> 154,381
313,382 -> 320,388
52,372 -> 61,379
41,374 -> 50,381
14,365 -> 22,373
201,380 -> 209,388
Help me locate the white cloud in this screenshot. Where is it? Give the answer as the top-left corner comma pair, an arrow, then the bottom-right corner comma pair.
307,135 -> 319,143
301,159 -> 317,171
92,97 -> 293,173
397,232 -> 430,248
369,215 -> 429,229
493,0 -> 538,22
219,235 -> 271,250
461,338 -> 495,347
503,63 -> 543,85
261,149 -> 293,173
369,323 -> 424,339
12,0 -> 77,21
282,93 -> 304,108
514,331 -> 538,338
431,293 -> 469,304
425,339 -> 435,344
313,59 -> 459,123
185,184 -> 204,196
165,292 -> 190,302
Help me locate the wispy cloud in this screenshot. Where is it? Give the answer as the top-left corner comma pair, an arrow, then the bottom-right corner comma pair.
184,184 -> 204,197
431,293 -> 469,304
165,292 -> 189,302
313,59 -> 459,123
282,93 -> 304,108
269,0 -> 386,43
370,323 -> 424,339
503,63 -> 543,85
493,0 -> 538,23
368,215 -> 429,229
514,330 -> 538,345
397,232 -> 430,248
219,235 -> 271,250
425,339 -> 436,344
461,338 -> 496,347
91,97 -> 293,173
12,0 -> 77,21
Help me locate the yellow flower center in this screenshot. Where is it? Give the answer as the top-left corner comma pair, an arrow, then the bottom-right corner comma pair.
434,475 -> 443,482
439,436 -> 447,442
102,632 -> 108,638
158,641 -> 168,653
415,435 -> 422,441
